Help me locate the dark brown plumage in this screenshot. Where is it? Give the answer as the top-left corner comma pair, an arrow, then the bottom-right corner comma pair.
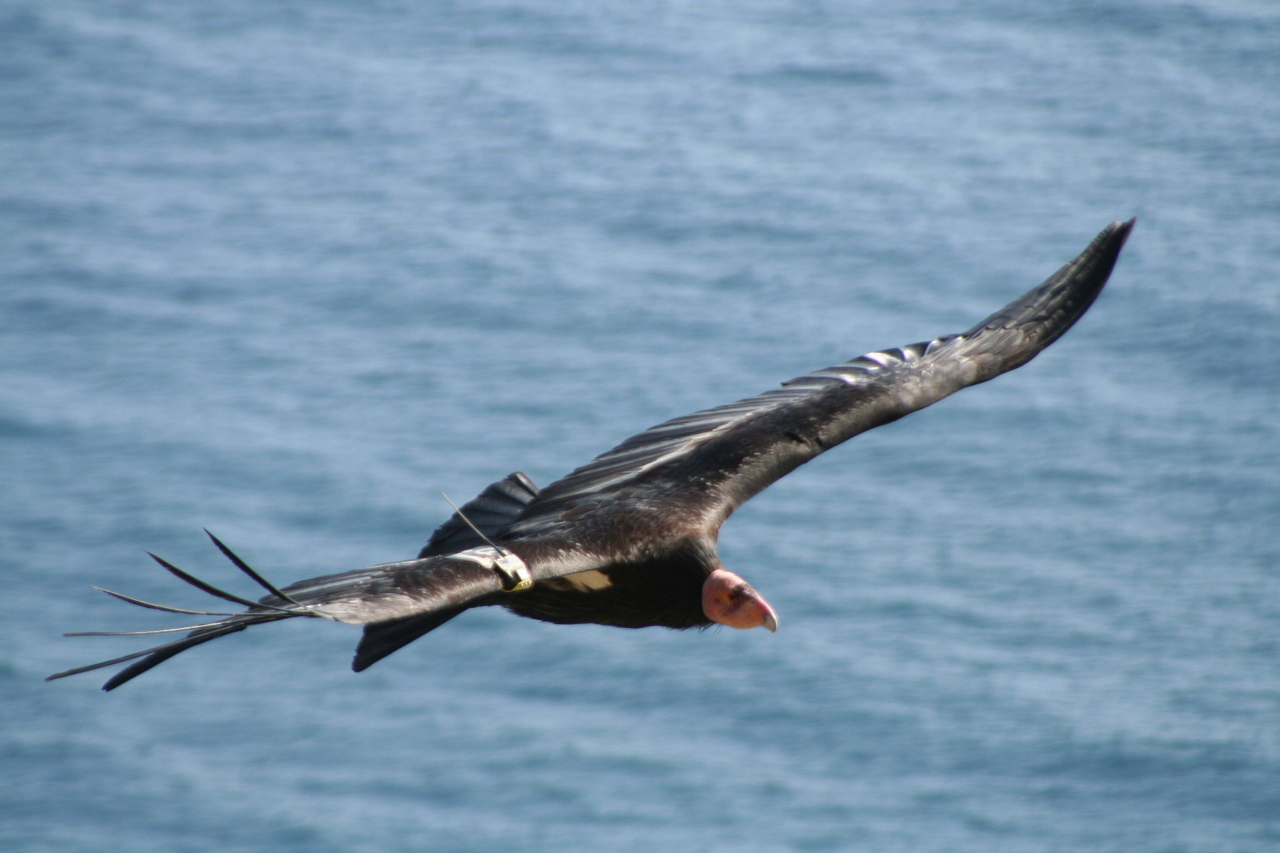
48,219 -> 1133,690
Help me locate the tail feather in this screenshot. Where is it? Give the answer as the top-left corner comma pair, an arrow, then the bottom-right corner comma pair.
351,606 -> 468,672
343,472 -> 544,674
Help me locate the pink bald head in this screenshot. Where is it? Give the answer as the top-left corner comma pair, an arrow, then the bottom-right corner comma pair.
702,568 -> 778,632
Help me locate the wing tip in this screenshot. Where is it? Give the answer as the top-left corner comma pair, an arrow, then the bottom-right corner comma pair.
1100,216 -> 1136,255
1067,215 -> 1136,302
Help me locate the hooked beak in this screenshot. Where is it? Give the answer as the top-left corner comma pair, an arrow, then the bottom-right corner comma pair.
702,568 -> 779,633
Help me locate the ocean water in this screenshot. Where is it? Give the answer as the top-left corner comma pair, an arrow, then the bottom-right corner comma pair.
3,1 -> 1278,850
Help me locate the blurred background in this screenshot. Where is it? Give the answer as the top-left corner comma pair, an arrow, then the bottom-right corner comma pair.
3,1 -> 1277,850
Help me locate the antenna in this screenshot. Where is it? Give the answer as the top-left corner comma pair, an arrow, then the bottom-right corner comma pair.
441,492 -> 505,553
441,492 -> 532,593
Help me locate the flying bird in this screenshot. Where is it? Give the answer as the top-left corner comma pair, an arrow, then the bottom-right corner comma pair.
49,220 -> 1133,690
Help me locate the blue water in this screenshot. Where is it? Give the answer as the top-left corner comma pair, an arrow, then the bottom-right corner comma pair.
4,1 -> 1278,850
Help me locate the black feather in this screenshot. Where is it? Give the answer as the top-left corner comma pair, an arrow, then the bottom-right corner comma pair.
205,530 -> 303,605
348,472 -> 542,672
145,552 -> 296,615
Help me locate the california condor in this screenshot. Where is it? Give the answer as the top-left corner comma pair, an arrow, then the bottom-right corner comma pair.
48,220 -> 1134,690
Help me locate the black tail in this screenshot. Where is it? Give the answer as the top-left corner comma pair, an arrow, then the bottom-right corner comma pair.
349,472 -> 541,672
46,533 -> 314,691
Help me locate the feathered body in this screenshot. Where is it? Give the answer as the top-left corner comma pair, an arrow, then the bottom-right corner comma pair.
49,220 -> 1134,690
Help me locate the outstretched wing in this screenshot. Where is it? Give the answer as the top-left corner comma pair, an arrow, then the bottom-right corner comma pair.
351,472 -> 541,672
503,220 -> 1133,544
49,541 -> 515,689
418,472 -> 540,559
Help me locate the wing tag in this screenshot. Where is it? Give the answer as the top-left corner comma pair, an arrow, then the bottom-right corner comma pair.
452,546 -> 533,593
